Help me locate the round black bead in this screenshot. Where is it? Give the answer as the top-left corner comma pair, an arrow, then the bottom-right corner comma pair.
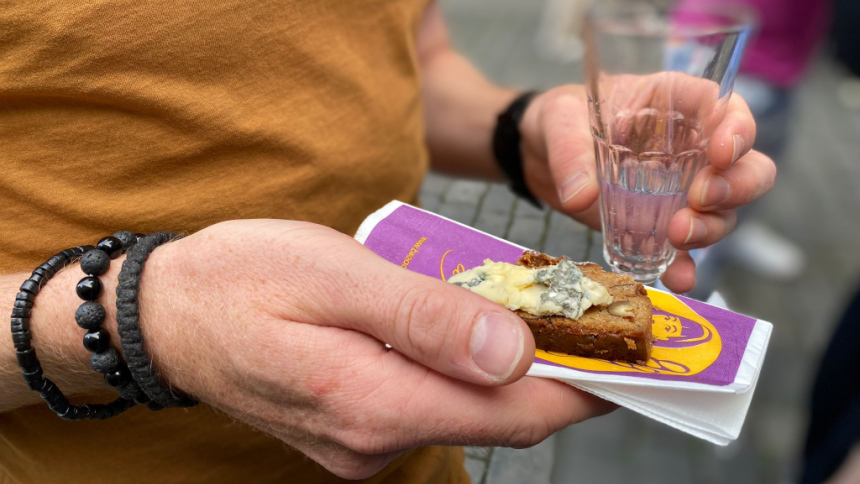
83,329 -> 110,353
75,302 -> 106,330
113,231 -> 136,250
104,367 -> 131,387
76,276 -> 103,301
80,249 -> 111,276
90,348 -> 121,374
96,236 -> 123,259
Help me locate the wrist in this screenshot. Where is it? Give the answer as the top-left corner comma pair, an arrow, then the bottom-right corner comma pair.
493,91 -> 543,208
27,256 -> 126,398
134,238 -> 202,398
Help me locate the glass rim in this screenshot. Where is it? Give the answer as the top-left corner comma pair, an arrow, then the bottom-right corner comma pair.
586,2 -> 757,39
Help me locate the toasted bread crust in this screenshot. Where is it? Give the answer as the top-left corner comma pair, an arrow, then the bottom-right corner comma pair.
516,251 -> 653,363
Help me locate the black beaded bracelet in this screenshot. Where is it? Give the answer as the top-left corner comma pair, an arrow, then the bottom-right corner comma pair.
75,232 -> 161,410
116,232 -> 197,408
11,245 -> 135,420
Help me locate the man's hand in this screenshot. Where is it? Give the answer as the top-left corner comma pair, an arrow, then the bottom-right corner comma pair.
137,220 -> 613,479
519,84 -> 776,293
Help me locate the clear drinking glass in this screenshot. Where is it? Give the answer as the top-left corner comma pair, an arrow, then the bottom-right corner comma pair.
584,1 -> 753,284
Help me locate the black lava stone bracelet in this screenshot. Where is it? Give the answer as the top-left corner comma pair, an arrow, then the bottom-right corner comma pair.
11,244 -> 135,420
75,232 -> 161,410
116,232 -> 197,409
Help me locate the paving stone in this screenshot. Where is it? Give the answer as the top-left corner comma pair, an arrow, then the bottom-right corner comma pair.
752,404 -> 807,466
630,444 -> 695,484
465,455 -> 489,484
473,211 -> 510,239
506,214 -> 547,250
696,435 -> 762,484
482,184 -> 517,214
486,436 -> 555,484
636,416 -> 698,454
437,202 -> 479,226
418,193 -> 442,213
543,210 -> 590,260
551,415 -> 630,484
626,417 -> 698,484
754,345 -> 814,407
584,230 -> 611,269
446,180 -> 488,205
514,197 -> 548,218
465,447 -> 492,460
422,172 -> 454,197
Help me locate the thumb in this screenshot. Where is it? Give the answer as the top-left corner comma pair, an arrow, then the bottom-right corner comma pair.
326,254 -> 536,386
524,88 -> 599,213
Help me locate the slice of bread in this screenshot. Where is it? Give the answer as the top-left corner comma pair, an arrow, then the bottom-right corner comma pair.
515,251 -> 653,363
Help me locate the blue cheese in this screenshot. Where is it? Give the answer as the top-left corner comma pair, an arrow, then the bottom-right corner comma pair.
448,259 -> 613,320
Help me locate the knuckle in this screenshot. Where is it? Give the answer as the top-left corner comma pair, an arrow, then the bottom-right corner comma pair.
393,286 -> 462,361
541,87 -> 581,123
500,418 -> 554,449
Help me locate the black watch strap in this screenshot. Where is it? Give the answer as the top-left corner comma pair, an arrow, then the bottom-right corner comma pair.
492,91 -> 542,209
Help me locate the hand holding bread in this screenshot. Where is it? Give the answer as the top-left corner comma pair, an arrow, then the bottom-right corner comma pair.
127,220 -> 613,479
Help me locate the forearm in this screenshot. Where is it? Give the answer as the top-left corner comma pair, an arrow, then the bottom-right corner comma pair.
419,5 -> 519,180
1,259 -> 123,413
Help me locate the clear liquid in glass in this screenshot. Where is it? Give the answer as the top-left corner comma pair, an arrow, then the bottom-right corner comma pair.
595,132 -> 706,283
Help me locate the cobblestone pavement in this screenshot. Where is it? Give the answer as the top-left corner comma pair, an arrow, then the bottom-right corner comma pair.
430,1 -> 860,483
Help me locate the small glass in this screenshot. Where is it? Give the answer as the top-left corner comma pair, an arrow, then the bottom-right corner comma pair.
584,1 -> 753,283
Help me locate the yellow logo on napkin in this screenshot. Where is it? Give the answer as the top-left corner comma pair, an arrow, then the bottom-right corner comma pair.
537,289 -> 722,377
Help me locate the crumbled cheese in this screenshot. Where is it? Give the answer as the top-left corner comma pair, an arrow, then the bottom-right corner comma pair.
448,259 -> 613,320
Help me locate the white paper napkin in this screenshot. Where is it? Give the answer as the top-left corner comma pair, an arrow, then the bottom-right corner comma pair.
355,201 -> 774,445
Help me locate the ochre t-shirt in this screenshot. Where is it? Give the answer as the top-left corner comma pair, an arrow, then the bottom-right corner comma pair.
0,1 -> 468,483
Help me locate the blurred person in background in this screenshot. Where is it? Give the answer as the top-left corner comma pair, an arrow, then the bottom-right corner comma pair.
831,0 -> 860,108
799,3 -> 860,484
537,0 -> 826,296
687,0 -> 829,298
800,286 -> 860,484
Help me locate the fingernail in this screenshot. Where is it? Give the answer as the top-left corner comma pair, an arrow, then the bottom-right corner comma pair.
558,172 -> 590,203
471,313 -> 525,381
731,134 -> 745,164
700,174 -> 731,207
684,217 -> 708,245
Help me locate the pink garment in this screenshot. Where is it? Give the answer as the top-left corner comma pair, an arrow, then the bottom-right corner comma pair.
680,0 -> 830,87
739,0 -> 830,87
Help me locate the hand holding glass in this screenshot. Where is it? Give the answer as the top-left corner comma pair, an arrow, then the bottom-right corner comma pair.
584,2 -> 752,284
